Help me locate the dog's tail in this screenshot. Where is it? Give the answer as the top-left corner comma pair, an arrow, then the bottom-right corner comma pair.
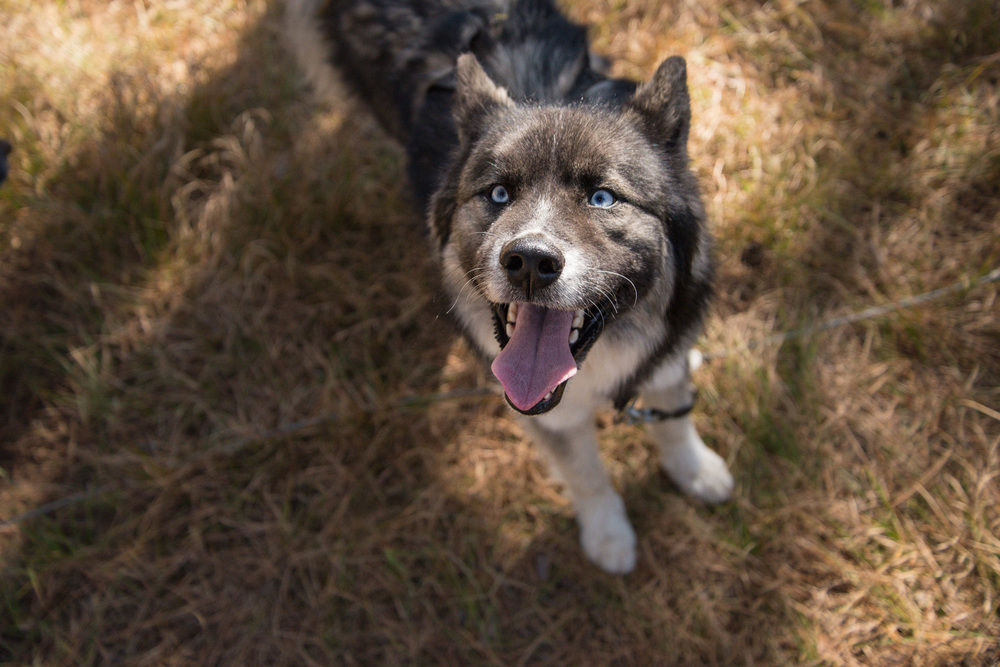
283,0 -> 343,102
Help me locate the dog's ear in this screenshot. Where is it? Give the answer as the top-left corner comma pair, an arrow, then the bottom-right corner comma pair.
627,56 -> 691,152
454,53 -> 512,145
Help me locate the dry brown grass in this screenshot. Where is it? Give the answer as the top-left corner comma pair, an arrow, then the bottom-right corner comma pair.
1,0 -> 999,664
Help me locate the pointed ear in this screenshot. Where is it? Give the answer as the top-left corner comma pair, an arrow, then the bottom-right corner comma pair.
454,53 -> 512,145
627,56 -> 691,151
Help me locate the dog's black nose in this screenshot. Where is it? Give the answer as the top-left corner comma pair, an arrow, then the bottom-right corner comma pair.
500,234 -> 564,300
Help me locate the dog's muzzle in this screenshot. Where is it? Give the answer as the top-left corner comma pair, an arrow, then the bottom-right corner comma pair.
490,301 -> 606,415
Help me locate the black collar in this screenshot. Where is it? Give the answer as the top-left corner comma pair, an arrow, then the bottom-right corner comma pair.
614,390 -> 697,425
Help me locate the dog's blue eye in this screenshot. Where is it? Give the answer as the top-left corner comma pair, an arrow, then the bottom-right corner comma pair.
589,189 -> 616,208
490,185 -> 510,204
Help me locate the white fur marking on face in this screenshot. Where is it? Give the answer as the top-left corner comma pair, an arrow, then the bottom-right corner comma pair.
442,245 -> 499,356
557,245 -> 588,300
502,195 -> 558,242
525,195 -> 555,234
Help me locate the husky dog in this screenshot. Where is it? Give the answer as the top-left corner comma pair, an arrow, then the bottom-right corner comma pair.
287,0 -> 734,573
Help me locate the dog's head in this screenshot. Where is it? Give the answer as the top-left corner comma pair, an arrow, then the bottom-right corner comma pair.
430,54 -> 705,415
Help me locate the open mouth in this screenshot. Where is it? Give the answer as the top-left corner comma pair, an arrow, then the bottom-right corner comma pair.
490,302 -> 606,415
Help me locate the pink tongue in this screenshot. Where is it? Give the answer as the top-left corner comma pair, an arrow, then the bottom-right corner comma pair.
491,304 -> 578,412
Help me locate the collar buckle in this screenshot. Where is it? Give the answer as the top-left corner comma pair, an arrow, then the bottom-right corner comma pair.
614,394 -> 696,426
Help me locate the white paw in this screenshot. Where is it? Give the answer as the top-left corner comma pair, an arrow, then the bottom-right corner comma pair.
661,426 -> 734,505
575,493 -> 637,574
671,446 -> 734,504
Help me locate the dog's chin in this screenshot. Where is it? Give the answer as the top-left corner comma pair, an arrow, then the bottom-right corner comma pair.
491,301 -> 607,416
505,380 -> 567,415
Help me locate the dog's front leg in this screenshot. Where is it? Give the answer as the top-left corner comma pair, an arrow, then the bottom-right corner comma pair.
641,355 -> 734,504
520,407 -> 637,574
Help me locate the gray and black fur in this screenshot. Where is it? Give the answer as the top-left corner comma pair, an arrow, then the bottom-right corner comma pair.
318,0 -> 636,207
313,0 -> 711,408
290,0 -> 732,573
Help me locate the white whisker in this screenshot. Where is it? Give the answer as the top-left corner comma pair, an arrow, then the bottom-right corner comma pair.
592,269 -> 638,308
592,283 -> 618,314
446,265 -> 488,314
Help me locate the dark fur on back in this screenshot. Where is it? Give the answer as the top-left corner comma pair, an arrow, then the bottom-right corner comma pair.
318,0 -> 636,208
